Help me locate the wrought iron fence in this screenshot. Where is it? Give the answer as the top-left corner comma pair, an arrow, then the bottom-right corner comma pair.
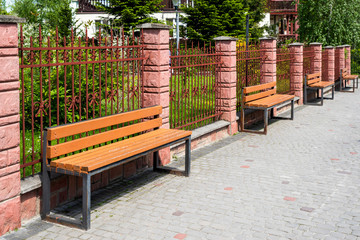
276,46 -> 292,94
169,40 -> 222,130
19,26 -> 144,178
236,42 -> 264,112
303,46 -> 314,75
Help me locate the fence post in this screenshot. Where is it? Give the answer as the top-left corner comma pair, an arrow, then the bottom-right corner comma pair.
310,43 -> 322,74
323,46 -> 335,82
289,43 -> 303,104
137,23 -> 171,165
344,45 -> 351,72
260,37 -> 277,84
214,37 -> 238,135
0,16 -> 25,236
335,45 -> 345,80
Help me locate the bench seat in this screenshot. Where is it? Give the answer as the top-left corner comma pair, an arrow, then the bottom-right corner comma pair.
240,81 -> 294,135
304,72 -> 334,105
246,94 -> 294,108
50,128 -> 191,173
308,81 -> 334,88
340,68 -> 358,92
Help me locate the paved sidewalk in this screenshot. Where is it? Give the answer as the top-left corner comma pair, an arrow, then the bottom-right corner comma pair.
3,89 -> 360,240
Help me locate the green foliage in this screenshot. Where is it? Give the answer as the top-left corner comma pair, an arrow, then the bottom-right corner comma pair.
298,0 -> 360,46
351,48 -> 360,74
12,0 -> 76,37
0,0 -> 9,15
97,0 -> 164,34
182,0 -> 267,41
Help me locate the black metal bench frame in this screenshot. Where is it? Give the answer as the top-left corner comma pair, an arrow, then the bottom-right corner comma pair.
304,75 -> 335,106
41,113 -> 191,230
340,69 -> 358,92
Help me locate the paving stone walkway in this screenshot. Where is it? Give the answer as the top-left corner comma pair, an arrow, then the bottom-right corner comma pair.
3,89 -> 360,240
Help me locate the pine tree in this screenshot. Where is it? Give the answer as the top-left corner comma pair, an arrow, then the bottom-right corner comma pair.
97,0 -> 164,34
182,0 -> 267,41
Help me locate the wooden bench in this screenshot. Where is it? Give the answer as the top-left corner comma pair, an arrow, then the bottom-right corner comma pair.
304,72 -> 335,105
41,106 -> 192,230
340,68 -> 358,92
240,81 -> 295,135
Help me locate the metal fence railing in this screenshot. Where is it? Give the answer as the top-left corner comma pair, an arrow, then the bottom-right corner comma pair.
169,40 -> 222,130
236,42 -> 264,112
276,46 -> 293,94
303,46 -> 314,75
19,26 -> 144,178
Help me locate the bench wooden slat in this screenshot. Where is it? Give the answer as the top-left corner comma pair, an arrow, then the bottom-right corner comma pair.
243,81 -> 276,94
47,106 -> 162,140
51,129 -> 163,170
306,72 -> 321,79
307,76 -> 321,85
246,94 -> 294,108
47,118 -> 162,159
243,88 -> 276,103
50,129 -> 191,173
309,81 -> 334,88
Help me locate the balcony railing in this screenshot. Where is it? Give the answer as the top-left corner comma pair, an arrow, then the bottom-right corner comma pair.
268,0 -> 297,14
77,0 -> 194,13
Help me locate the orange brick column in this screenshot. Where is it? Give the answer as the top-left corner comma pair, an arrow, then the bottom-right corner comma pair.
289,43 -> 303,105
138,23 -> 171,165
323,46 -> 335,83
335,45 -> 345,80
0,16 -> 25,236
344,45 -> 351,72
310,43 -> 322,74
260,37 -> 277,84
214,37 -> 238,135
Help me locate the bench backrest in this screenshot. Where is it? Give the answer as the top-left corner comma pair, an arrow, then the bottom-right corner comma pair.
341,68 -> 349,77
45,106 -> 162,159
305,72 -> 321,86
241,81 -> 277,104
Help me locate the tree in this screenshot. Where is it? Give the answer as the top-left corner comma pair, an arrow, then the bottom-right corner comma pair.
298,0 -> 360,46
0,0 -> 9,15
182,0 -> 267,41
97,0 -> 164,34
12,0 -> 75,37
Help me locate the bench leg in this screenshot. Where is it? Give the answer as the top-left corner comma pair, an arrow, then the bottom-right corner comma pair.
304,87 -> 307,105
185,138 -> 191,177
153,151 -> 159,171
332,85 -> 335,99
82,174 -> 91,230
321,88 -> 324,106
264,109 -> 268,135
353,78 -> 355,92
291,100 -> 294,120
41,169 -> 51,219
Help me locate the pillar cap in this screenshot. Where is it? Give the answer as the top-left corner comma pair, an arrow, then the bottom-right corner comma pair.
336,45 -> 346,48
288,43 -> 304,46
259,37 -> 277,40
213,36 -> 238,41
324,46 -> 334,49
136,23 -> 172,30
0,15 -> 26,23
342,44 -> 351,47
309,42 -> 322,46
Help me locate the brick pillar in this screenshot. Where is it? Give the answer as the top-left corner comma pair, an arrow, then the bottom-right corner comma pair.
323,46 -> 335,82
344,45 -> 351,72
137,23 -> 171,165
260,37 -> 277,84
310,42 -> 322,74
335,45 -> 345,80
289,43 -> 303,105
214,36 -> 238,135
0,16 -> 25,236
